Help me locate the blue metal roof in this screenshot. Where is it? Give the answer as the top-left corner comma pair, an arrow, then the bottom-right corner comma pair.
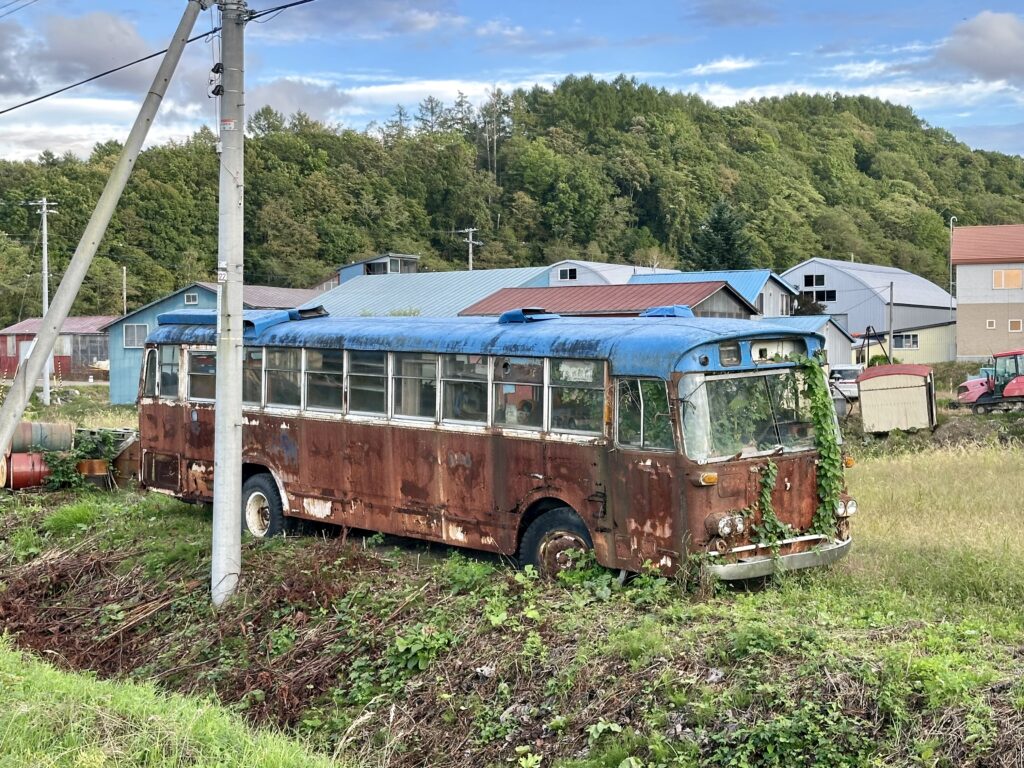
760,314 -> 856,342
302,267 -> 550,317
151,311 -> 822,377
629,269 -> 797,304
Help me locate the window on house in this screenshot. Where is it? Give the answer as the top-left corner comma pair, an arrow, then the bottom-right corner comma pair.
123,323 -> 148,348
389,258 -> 401,273
558,268 -> 578,281
804,274 -> 825,287
188,351 -> 216,401
159,345 -> 179,398
393,352 -> 438,419
243,348 -> 263,406
549,359 -> 605,434
893,333 -> 919,350
305,348 -> 344,411
993,270 -> 1023,290
493,356 -> 543,430
442,354 -> 488,424
348,351 -> 387,414
184,292 -> 199,305
1010,320 -> 1023,333
815,290 -> 827,302
364,262 -> 387,276
825,290 -> 837,302
986,319 -> 996,330
265,347 -> 301,407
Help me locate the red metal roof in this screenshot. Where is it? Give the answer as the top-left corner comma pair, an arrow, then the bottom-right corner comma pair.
0,316 -> 118,335
951,224 -> 1024,265
856,364 -> 933,383
459,281 -> 749,316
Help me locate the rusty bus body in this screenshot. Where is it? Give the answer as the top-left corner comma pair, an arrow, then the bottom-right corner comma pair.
137,307 -> 854,578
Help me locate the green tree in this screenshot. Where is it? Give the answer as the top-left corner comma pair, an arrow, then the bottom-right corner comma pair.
689,201 -> 755,270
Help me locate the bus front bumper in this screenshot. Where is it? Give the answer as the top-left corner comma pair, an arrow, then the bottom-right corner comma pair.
705,537 -> 852,581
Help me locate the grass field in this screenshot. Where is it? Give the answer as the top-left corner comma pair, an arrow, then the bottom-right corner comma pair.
1,446 -> 1022,767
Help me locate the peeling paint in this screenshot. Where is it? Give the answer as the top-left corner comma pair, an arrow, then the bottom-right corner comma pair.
303,497 -> 332,519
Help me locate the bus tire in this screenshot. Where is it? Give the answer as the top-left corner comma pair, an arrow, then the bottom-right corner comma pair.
241,473 -> 288,539
518,507 -> 593,577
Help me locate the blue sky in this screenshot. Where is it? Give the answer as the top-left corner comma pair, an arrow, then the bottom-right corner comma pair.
1,0 -> 1022,159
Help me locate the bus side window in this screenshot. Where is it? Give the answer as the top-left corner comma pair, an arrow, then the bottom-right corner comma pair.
243,348 -> 263,406
159,345 -> 180,399
393,352 -> 438,419
493,356 -> 543,430
549,359 -> 605,435
305,348 -> 344,412
142,348 -> 157,397
266,347 -> 301,408
348,350 -> 388,415
188,351 -> 216,401
442,354 -> 488,424
616,379 -> 675,450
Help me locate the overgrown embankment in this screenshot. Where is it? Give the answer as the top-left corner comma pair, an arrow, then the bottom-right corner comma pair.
1,447 -> 1023,767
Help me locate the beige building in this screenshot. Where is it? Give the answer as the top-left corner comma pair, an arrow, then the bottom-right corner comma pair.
952,224 -> 1024,361
854,321 -> 957,365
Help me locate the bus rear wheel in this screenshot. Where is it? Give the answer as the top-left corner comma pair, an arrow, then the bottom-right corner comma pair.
242,474 -> 288,539
519,507 -> 593,577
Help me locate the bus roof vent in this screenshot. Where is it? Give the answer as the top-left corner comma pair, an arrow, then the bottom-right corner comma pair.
498,307 -> 562,324
639,304 -> 695,318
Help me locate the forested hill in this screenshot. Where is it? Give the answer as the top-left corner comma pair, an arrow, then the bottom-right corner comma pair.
2,76 -> 1024,327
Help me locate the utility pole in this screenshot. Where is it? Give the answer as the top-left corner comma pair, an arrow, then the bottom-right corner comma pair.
122,266 -> 127,314
0,0 -> 207,456
888,282 -> 894,360
457,227 -> 482,271
210,0 -> 246,608
948,216 -> 957,361
27,197 -> 56,406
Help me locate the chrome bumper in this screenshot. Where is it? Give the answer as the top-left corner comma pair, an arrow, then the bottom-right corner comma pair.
705,537 -> 852,581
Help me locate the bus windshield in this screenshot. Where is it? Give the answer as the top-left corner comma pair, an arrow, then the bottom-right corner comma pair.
680,369 -> 817,462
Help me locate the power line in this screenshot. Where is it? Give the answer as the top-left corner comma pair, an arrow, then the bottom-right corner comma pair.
0,0 -> 39,21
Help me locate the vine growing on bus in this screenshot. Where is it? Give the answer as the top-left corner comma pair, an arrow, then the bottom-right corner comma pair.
800,357 -> 843,537
748,460 -> 791,545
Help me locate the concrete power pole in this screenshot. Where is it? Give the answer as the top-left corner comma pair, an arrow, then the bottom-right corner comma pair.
457,227 -> 482,271
210,0 -> 247,608
0,0 -> 208,456
28,197 -> 56,406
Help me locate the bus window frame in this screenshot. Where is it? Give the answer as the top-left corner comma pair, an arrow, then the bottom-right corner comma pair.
440,353 -> 490,427
141,347 -> 157,399
243,346 -> 265,408
614,377 -> 677,452
263,346 -> 303,412
304,347 -> 345,414
392,351 -> 440,423
345,349 -> 390,419
158,344 -> 181,401
547,358 -> 607,437
186,348 -> 217,403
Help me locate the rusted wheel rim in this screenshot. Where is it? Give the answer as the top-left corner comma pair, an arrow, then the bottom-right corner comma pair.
537,530 -> 589,575
245,491 -> 271,537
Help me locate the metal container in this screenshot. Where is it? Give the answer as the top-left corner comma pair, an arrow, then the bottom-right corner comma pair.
6,452 -> 51,490
6,422 -> 74,454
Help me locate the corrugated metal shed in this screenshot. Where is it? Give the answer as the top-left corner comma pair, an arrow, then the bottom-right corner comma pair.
197,282 -> 318,309
303,268 -> 550,317
951,224 -> 1024,265
459,282 -> 749,316
783,258 -> 954,308
629,269 -> 796,304
0,316 -> 117,335
760,314 -> 856,342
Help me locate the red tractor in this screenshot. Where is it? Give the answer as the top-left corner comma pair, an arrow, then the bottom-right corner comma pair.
968,348 -> 1024,414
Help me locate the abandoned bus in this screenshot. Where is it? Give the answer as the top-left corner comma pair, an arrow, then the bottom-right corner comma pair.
137,306 -> 855,579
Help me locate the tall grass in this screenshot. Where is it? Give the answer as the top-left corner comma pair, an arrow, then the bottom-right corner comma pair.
846,445 -> 1022,608
0,637 -> 347,768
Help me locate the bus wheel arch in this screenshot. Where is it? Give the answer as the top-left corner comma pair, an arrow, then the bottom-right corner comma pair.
518,504 -> 594,577
242,462 -> 290,516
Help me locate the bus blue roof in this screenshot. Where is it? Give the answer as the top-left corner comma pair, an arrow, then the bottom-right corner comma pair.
151,311 -> 822,376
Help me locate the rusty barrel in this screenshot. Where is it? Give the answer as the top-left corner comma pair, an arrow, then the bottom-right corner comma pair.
5,422 -> 74,454
6,452 -> 51,490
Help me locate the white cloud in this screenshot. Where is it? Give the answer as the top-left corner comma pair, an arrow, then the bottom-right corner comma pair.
936,11 -> 1024,85
823,60 -> 891,80
686,56 -> 761,75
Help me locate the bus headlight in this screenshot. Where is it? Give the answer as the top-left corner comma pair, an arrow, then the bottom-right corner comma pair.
718,517 -> 733,536
835,498 -> 857,518
705,512 -> 746,539
844,499 -> 857,517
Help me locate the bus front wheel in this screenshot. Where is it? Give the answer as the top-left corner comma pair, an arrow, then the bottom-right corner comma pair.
519,507 -> 593,577
241,474 -> 288,539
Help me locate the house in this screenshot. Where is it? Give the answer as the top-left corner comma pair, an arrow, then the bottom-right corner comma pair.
0,316 -> 116,381
313,253 -> 421,292
950,224 -> 1024,361
782,258 -> 955,336
104,282 -> 318,404
758,315 -> 855,368
459,282 -> 757,319
853,321 -> 958,365
544,259 -> 679,286
629,269 -> 797,316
